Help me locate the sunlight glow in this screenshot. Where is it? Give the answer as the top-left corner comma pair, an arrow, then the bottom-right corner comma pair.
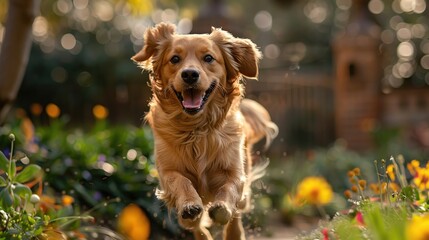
381,30 -> 395,44
399,0 -> 426,13
421,40 -> 429,54
32,16 -> 49,38
94,1 -> 114,22
336,0 -> 352,10
254,11 -> 272,31
397,27 -> 412,41
397,41 -> 415,60
126,149 -> 138,161
420,55 -> 429,70
56,0 -> 72,15
177,18 -> 192,34
73,0 -> 88,10
264,44 -> 280,59
369,0 -> 384,14
411,24 -> 426,38
61,33 -> 76,50
304,0 -> 328,24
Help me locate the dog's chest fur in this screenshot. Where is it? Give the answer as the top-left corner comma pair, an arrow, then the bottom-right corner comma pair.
147,105 -> 246,202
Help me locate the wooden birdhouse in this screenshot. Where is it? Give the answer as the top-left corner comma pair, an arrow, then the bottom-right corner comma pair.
333,0 -> 382,151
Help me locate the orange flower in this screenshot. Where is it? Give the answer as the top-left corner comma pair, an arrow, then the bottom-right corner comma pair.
118,204 -> 150,240
353,168 -> 361,176
358,180 -> 367,190
413,167 -> 429,190
344,190 -> 352,199
407,160 -> 420,177
62,195 -> 74,206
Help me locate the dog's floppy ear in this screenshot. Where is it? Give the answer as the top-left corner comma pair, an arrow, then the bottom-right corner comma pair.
131,23 -> 176,71
210,28 -> 262,81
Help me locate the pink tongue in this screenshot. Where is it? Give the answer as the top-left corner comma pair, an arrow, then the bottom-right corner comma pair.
182,90 -> 203,109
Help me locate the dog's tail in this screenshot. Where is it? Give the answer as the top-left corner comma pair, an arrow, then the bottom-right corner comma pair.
240,98 -> 279,150
238,99 -> 278,212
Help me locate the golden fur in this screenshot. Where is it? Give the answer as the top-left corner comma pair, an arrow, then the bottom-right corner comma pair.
132,23 -> 278,240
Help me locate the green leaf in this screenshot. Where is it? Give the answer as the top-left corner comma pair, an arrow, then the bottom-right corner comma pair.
0,151 -> 8,172
0,176 -> 6,187
400,186 -> 420,202
13,183 -> 32,200
15,164 -> 42,183
0,188 -> 13,208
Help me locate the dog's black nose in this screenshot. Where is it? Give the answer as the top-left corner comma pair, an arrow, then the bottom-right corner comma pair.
181,69 -> 199,85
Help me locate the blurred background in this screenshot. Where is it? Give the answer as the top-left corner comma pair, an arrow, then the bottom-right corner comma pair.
1,0 -> 429,239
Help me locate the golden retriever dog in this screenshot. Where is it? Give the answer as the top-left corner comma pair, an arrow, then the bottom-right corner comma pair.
132,22 -> 278,240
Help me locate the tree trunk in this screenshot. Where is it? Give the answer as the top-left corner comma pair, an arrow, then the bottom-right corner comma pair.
0,0 -> 40,125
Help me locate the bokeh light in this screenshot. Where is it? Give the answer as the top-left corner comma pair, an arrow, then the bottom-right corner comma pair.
336,0 -> 352,10
30,103 -> 43,116
51,67 -> 67,83
73,0 -> 88,10
369,0 -> 384,14
61,33 -> 77,50
32,16 -> 49,39
46,103 -> 61,118
92,104 -> 109,120
93,1 -> 114,22
397,41 -> 415,60
264,44 -> 280,59
254,10 -> 272,31
55,0 -> 72,15
304,0 -> 328,24
126,149 -> 138,161
420,55 -> 429,70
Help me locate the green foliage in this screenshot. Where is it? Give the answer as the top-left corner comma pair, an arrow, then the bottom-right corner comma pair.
1,119 -> 184,238
268,141 -> 375,220
298,155 -> 429,240
0,134 -> 46,239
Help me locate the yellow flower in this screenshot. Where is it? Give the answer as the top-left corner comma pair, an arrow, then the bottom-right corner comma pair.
406,214 -> 429,240
118,204 -> 150,240
296,176 -> 333,206
386,164 -> 396,181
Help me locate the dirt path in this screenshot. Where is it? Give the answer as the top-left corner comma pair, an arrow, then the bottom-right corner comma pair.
249,214 -> 320,240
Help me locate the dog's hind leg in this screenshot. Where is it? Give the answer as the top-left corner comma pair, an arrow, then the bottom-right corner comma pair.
223,213 -> 245,240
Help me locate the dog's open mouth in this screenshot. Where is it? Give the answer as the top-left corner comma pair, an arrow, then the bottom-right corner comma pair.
174,81 -> 216,114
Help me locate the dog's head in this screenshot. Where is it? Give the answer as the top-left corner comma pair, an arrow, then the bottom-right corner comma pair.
132,23 -> 261,115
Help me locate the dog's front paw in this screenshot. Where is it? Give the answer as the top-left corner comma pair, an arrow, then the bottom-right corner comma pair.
181,203 -> 203,220
208,202 -> 232,225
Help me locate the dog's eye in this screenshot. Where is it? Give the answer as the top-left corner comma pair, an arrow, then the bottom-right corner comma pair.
170,55 -> 181,64
203,54 -> 214,63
